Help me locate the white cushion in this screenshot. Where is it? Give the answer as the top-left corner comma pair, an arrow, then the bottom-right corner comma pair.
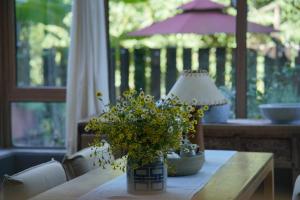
293,175 -> 300,200
63,144 -> 112,180
2,159 -> 67,200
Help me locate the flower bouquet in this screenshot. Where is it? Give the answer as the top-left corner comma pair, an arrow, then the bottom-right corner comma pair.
85,89 -> 205,194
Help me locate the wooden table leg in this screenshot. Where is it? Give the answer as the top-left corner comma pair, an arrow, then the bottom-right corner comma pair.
263,167 -> 274,200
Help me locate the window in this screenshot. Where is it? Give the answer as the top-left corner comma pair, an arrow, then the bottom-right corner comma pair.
108,0 -> 300,119
12,102 -> 65,147
9,0 -> 72,147
2,0 -> 296,148
246,0 -> 300,118
15,0 -> 71,88
108,0 -> 237,117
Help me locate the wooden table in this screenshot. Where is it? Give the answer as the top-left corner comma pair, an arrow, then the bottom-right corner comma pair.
78,119 -> 299,179
31,151 -> 274,200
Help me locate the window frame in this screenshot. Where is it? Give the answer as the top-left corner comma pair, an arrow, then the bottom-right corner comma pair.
9,0 -> 66,102
1,0 -> 66,148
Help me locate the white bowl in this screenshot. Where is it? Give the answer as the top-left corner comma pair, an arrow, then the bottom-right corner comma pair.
259,103 -> 300,124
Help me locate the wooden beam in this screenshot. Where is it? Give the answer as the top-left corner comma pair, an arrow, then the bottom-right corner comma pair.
0,0 -> 4,147
8,88 -> 66,102
236,0 -> 247,118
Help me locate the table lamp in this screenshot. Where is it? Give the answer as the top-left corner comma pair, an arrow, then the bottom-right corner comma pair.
166,70 -> 227,151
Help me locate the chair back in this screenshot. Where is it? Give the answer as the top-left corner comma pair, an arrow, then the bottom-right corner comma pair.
63,143 -> 112,180
2,159 -> 67,200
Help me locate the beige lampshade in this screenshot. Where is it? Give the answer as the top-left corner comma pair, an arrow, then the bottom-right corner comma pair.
166,70 -> 227,106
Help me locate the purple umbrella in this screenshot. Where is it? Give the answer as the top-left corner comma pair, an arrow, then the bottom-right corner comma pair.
129,0 -> 276,36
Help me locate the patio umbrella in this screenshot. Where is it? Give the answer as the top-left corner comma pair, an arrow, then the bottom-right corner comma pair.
128,0 -> 276,36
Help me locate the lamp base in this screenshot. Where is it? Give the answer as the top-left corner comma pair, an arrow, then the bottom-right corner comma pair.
189,120 -> 205,152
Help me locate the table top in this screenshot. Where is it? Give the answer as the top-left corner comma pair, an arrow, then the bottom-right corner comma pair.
30,151 -> 273,200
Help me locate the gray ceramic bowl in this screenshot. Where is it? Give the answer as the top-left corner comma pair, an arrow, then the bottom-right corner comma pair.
259,103 -> 300,124
167,152 -> 205,176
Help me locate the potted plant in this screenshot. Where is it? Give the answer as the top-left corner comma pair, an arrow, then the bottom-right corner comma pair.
85,89 -> 203,194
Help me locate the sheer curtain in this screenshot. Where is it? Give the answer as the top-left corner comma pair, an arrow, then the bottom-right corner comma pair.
66,0 -> 109,154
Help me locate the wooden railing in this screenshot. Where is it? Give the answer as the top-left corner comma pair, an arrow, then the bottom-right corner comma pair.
17,46 -> 300,113
109,47 -> 300,100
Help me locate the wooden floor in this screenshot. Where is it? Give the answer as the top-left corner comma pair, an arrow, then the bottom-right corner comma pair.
251,169 -> 292,200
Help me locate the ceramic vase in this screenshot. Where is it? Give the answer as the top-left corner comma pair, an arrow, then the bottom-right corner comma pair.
126,157 -> 167,194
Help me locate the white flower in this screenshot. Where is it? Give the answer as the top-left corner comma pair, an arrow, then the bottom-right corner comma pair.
168,126 -> 174,133
116,103 -> 122,109
192,98 -> 198,105
144,95 -> 152,103
187,105 -> 194,112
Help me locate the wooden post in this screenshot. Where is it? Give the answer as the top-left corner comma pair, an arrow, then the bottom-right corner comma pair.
42,48 -> 56,86
275,42 -> 287,73
134,48 -> 146,91
150,49 -> 161,100
247,49 -> 257,82
17,44 -> 30,86
264,55 -> 274,90
198,48 -> 209,71
183,48 -> 192,71
109,48 -> 116,103
247,49 -> 257,118
231,48 -> 236,88
59,47 -> 68,87
120,48 -> 129,94
216,48 -> 226,87
236,0 -> 247,118
295,51 -> 300,95
166,47 -> 177,93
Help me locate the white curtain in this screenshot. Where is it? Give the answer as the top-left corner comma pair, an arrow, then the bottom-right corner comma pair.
66,0 -> 109,154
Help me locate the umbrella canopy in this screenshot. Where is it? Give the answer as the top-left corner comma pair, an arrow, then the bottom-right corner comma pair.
129,0 -> 276,36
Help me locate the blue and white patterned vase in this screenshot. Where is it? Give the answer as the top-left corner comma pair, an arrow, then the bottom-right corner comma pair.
126,157 -> 167,194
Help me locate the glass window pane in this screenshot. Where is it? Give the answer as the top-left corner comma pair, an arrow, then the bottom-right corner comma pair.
11,102 -> 65,147
15,0 -> 72,87
109,0 -> 236,119
247,0 -> 300,118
